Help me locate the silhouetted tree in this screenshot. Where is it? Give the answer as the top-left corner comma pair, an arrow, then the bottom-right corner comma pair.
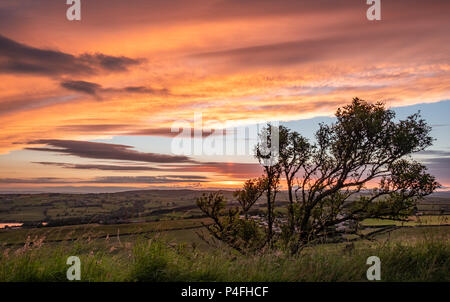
196,192 -> 265,253
278,125 -> 311,236
255,124 -> 282,246
197,98 -> 439,254
233,177 -> 266,219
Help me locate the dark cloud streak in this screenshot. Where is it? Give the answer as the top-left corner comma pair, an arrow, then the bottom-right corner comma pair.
0,34 -> 143,76
0,175 -> 208,184
60,80 -> 102,96
60,80 -> 170,97
33,162 -> 162,171
26,139 -> 196,164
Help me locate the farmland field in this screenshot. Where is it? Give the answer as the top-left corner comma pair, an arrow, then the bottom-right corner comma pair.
0,222 -> 448,282
0,190 -> 449,282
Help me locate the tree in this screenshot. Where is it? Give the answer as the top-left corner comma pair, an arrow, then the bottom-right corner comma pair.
197,98 -> 439,254
196,192 -> 265,253
288,98 -> 439,251
255,124 -> 282,246
233,178 -> 266,220
278,126 -> 311,235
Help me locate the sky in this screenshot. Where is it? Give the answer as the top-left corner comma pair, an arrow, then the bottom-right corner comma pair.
0,0 -> 449,193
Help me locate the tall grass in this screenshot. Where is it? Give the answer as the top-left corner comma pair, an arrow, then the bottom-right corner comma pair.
1,234 -> 448,282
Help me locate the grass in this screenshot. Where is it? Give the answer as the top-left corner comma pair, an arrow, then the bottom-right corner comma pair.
1,191 -> 448,282
362,215 -> 450,226
0,226 -> 449,282
0,217 -> 212,245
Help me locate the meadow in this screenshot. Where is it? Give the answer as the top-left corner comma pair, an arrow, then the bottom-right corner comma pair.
0,225 -> 448,282
0,190 -> 449,282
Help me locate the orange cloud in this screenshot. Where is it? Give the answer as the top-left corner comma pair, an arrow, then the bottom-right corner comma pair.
0,0 -> 449,189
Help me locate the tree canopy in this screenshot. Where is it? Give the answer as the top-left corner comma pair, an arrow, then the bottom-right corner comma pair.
197,98 -> 440,254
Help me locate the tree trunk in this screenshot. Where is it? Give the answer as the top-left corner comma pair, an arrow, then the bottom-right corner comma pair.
266,182 -> 273,246
286,175 -> 295,234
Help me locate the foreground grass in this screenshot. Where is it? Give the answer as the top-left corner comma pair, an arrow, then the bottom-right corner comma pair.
1,229 -> 449,282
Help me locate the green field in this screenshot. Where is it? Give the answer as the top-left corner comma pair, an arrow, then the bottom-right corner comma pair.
0,217 -> 213,245
362,215 -> 450,226
1,190 -> 449,282
0,225 -> 448,282
1,190 -> 449,226
0,190 -> 236,225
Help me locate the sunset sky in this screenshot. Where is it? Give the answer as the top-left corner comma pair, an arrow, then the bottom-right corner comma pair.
0,0 -> 449,192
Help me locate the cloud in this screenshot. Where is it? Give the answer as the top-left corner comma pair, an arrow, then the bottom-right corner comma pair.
0,175 -> 208,184
0,177 -> 64,184
82,176 -> 208,184
78,53 -> 142,72
126,128 -> 178,136
60,80 -> 170,97
127,127 -> 222,138
52,124 -> 223,138
0,94 -> 78,116
423,158 -> 450,185
60,80 -> 102,96
418,150 -> 450,157
0,186 -> 142,194
0,34 -> 143,76
0,0 -> 449,188
163,162 -> 263,179
26,139 -> 196,164
124,86 -> 169,95
2,0 -> 447,30
417,151 -> 450,185
191,24 -> 448,69
56,124 -> 131,133
33,162 -> 162,171
31,160 -> 261,179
